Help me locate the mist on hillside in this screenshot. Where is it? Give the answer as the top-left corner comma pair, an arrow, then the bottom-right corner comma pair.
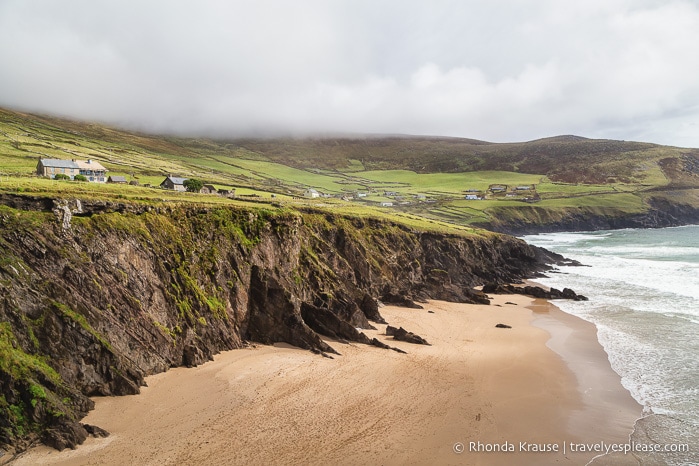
1,1 -> 699,147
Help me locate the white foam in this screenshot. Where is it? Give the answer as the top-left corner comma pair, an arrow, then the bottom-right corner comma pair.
521,232 -> 609,246
526,226 -> 699,443
586,245 -> 699,259
536,242 -> 699,302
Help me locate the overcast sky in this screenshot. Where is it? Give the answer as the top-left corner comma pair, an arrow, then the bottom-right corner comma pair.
2,0 -> 699,146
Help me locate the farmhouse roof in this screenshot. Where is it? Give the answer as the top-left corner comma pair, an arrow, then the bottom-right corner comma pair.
39,159 -> 79,169
166,176 -> 188,185
74,159 -> 106,171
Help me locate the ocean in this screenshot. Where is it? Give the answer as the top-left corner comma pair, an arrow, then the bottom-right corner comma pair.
523,225 -> 699,466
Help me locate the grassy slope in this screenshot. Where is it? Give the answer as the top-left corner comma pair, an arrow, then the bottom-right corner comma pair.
2,107 -> 699,230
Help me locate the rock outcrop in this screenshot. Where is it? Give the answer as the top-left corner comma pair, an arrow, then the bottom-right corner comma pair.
482,283 -> 588,301
0,196 -> 560,453
386,326 -> 431,345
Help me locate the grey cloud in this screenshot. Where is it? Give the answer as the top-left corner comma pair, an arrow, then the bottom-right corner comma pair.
1,0 -> 699,146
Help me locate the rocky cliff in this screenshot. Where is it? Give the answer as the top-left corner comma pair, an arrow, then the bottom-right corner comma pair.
0,195 -> 560,455
475,190 -> 699,235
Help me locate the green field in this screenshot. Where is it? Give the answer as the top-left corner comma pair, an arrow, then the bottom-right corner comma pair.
358,170 -> 543,194
2,107 -> 699,231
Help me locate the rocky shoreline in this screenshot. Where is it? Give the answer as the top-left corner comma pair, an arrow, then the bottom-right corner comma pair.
0,195 -> 568,455
482,283 -> 589,301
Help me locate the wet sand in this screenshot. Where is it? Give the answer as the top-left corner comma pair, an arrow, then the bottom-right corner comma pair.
11,295 -> 641,465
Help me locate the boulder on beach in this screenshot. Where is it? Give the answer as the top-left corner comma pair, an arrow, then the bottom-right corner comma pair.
386,325 -> 431,345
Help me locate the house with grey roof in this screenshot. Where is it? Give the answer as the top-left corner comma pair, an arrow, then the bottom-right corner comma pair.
160,176 -> 188,191
107,175 -> 127,184
36,159 -> 80,179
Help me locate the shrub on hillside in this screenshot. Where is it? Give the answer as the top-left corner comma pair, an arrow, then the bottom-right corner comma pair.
183,178 -> 203,192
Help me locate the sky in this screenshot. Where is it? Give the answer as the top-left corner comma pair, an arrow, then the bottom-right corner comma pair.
2,0 -> 699,147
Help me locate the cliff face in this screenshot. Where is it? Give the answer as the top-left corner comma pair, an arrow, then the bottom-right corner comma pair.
476,192 -> 699,235
0,196 -> 556,453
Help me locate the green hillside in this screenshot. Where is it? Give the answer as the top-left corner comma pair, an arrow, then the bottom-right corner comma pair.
2,107 -> 699,232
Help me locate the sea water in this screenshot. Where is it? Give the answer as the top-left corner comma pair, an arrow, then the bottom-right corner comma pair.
523,226 -> 699,465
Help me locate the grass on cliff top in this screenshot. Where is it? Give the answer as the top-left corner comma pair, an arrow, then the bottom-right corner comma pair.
0,178 -> 487,237
309,200 -> 493,236
0,176 -> 282,206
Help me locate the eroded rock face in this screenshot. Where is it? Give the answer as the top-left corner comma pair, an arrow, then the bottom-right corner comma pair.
247,266 -> 336,355
477,194 -> 699,235
0,198 -> 558,450
359,294 -> 385,324
43,421 -> 87,451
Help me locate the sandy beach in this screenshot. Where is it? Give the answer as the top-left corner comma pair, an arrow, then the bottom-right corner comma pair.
11,294 -> 641,466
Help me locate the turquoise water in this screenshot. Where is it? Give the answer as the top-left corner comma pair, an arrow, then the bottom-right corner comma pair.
523,226 -> 699,465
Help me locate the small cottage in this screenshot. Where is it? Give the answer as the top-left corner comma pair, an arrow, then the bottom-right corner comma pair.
160,176 -> 188,191
304,188 -> 320,198
200,184 -> 218,194
218,189 -> 236,198
107,176 -> 127,184
380,201 -> 394,207
465,194 -> 480,200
